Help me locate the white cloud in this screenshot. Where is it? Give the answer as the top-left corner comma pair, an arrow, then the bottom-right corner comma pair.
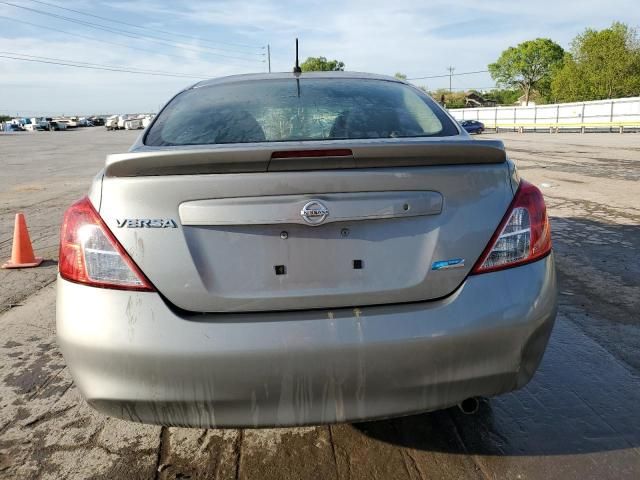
1,0 -> 639,114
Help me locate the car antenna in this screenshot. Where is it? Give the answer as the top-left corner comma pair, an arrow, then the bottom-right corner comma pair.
293,37 -> 302,97
293,38 -> 302,74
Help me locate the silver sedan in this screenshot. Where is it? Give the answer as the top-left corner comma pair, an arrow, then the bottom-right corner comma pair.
56,72 -> 557,427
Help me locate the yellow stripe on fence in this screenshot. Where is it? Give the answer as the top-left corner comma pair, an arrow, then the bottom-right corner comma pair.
482,121 -> 640,128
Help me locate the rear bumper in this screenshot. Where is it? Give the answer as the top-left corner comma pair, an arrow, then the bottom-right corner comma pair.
56,254 -> 557,428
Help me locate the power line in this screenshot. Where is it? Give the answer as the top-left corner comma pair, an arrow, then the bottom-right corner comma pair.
0,51 -> 212,79
408,69 -> 489,80
0,53 -> 206,79
0,51 -> 209,78
4,1 -> 262,61
0,1 -> 263,63
27,0 -> 263,51
13,0 -> 262,58
0,15 -> 232,65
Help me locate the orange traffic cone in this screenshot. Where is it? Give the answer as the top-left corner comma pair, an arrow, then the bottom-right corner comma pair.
2,213 -> 43,269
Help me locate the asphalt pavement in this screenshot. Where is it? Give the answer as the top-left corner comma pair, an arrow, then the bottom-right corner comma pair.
0,128 -> 638,479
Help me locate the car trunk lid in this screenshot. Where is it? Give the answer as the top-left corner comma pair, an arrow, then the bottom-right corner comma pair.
99,139 -> 513,312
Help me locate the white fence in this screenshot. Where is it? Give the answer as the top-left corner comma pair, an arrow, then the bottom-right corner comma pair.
449,96 -> 640,132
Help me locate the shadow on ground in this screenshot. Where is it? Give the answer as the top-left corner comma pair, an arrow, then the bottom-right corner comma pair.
355,216 -> 640,457
354,317 -> 640,456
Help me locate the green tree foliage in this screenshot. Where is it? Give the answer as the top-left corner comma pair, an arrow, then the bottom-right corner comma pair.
551,22 -> 640,102
300,56 -> 345,72
484,88 -> 521,105
430,88 -> 519,108
489,38 -> 564,105
430,89 -> 466,108
394,72 -> 408,80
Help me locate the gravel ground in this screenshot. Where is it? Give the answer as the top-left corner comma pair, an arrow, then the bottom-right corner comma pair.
0,128 -> 639,480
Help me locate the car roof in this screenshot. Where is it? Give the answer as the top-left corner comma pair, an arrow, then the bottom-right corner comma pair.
191,71 -> 406,89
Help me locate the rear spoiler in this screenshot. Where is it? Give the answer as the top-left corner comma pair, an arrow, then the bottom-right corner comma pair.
104,139 -> 506,177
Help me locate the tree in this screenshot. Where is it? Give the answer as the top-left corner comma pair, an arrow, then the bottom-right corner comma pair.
484,88 -> 521,105
551,22 -> 640,102
394,72 -> 408,80
430,89 -> 466,108
300,56 -> 345,72
489,38 -> 564,105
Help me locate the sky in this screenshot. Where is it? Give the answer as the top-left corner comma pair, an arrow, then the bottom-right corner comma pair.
0,0 -> 639,116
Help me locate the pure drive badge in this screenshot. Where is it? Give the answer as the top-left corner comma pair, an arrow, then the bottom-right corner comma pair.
431,258 -> 465,270
116,219 -> 178,228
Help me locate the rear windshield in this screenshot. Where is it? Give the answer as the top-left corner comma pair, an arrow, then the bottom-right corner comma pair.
145,78 -> 459,146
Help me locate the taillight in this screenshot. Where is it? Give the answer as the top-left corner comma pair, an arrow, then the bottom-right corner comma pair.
59,197 -> 154,291
271,149 -> 353,159
471,180 -> 551,274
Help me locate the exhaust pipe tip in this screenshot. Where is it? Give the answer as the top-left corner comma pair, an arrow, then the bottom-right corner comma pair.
458,397 -> 480,415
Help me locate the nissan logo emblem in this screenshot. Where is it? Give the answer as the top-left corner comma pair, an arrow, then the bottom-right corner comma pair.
300,200 -> 329,225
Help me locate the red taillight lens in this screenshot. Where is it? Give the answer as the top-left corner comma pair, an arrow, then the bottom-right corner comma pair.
471,180 -> 552,274
270,149 -> 353,159
59,197 -> 154,291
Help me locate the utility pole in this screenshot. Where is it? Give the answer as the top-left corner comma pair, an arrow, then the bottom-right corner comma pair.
447,66 -> 455,93
267,44 -> 271,73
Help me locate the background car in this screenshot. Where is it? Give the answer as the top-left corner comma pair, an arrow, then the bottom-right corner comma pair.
89,116 -> 105,127
49,121 -> 67,131
460,119 -> 485,134
105,115 -> 119,130
1,123 -> 25,132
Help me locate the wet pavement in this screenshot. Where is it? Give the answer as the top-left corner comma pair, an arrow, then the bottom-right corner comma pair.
0,129 -> 639,479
